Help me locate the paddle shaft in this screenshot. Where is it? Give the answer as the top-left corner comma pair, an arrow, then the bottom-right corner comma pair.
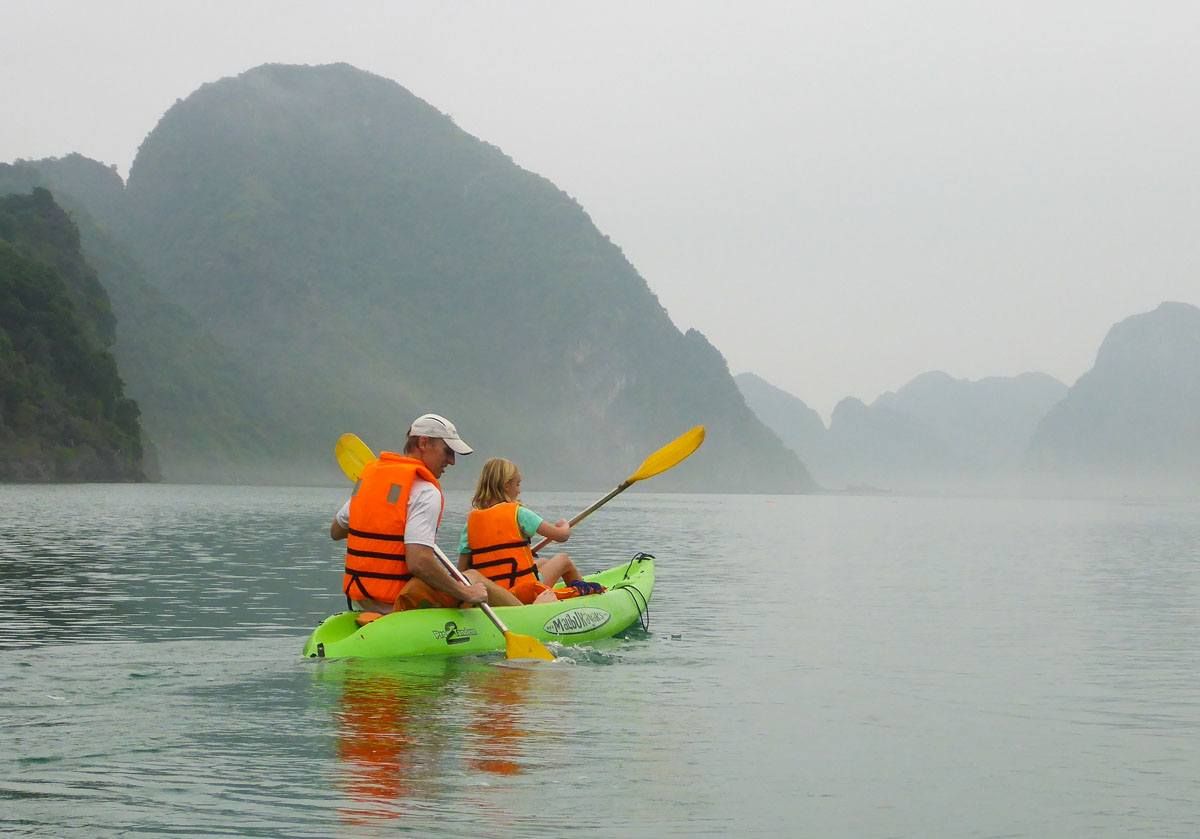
530,479 -> 632,554
528,425 -> 703,554
428,542 -> 516,636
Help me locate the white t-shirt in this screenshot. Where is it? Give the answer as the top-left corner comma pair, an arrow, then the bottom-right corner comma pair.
335,478 -> 441,546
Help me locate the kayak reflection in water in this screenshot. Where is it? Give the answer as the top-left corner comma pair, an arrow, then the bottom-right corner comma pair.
328,659 -> 547,825
464,663 -> 536,777
331,660 -> 455,824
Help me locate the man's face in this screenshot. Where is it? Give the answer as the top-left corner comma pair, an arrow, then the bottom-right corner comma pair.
418,436 -> 456,478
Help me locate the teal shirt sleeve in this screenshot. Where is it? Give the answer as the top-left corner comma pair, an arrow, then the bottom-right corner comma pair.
516,505 -> 544,540
458,523 -> 469,556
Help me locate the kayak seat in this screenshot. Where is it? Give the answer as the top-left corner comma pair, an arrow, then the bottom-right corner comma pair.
354,611 -> 383,627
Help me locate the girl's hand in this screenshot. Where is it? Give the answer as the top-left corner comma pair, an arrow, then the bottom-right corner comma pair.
537,518 -> 571,542
554,519 -> 571,542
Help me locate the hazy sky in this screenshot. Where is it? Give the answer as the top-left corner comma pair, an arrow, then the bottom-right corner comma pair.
5,1 -> 1199,419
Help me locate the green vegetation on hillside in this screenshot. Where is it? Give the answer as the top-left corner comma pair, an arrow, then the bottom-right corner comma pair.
0,189 -> 144,480
111,62 -> 813,490
1,159 -> 290,483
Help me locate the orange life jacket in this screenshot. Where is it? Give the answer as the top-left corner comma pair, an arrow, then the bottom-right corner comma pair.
342,452 -> 443,605
464,501 -> 538,591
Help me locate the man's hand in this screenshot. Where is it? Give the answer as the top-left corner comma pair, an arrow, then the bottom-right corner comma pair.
330,518 -> 348,541
460,580 -> 488,604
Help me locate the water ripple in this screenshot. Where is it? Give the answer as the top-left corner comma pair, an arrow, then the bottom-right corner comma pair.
2,486 -> 1199,836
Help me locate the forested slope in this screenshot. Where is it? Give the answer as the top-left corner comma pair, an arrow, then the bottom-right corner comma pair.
0,188 -> 145,480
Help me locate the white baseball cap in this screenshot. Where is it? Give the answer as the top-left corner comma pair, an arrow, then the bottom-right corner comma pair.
408,413 -> 473,455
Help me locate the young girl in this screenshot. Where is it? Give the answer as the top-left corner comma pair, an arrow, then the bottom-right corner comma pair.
459,458 -> 586,605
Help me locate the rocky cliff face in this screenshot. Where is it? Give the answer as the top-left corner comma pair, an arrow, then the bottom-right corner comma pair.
61,62 -> 811,490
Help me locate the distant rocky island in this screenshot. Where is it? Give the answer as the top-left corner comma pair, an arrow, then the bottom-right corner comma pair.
737,301 -> 1200,496
1026,301 -> 1200,495
1,62 -> 813,491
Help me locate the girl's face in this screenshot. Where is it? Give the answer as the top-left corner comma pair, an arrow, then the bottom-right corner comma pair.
504,472 -> 522,500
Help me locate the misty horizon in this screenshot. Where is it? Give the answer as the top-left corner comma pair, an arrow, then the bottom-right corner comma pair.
6,3 -> 1200,418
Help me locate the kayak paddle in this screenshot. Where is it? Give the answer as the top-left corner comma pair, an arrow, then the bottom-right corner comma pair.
332,432 -> 555,662
530,425 -> 706,554
429,542 -> 555,662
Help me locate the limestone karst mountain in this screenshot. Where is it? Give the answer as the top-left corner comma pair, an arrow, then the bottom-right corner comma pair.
1027,301 -> 1200,494
7,63 -> 814,490
738,369 -> 1068,493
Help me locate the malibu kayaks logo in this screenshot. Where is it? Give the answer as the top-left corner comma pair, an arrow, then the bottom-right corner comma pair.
433,621 -> 478,645
543,608 -> 610,636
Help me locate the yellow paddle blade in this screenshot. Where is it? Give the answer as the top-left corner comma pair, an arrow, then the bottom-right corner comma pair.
504,630 -> 556,661
335,433 -> 376,482
627,425 -> 706,483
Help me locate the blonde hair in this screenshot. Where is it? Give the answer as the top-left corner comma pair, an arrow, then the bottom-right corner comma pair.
472,458 -> 520,509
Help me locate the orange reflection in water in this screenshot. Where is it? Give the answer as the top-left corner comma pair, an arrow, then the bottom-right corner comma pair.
324,658 -> 454,825
321,656 -> 558,826
336,676 -> 417,804
464,664 -> 535,776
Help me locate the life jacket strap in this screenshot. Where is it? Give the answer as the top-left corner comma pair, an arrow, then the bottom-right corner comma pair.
343,567 -> 413,608
344,572 -> 371,605
343,568 -> 413,582
470,556 -> 538,588
347,527 -> 406,541
346,547 -> 410,561
466,539 -> 530,556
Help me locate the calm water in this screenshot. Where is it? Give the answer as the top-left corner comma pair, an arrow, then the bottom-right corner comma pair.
1,484 -> 1197,837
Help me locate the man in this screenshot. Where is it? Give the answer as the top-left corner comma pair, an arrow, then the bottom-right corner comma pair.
330,412 -> 502,613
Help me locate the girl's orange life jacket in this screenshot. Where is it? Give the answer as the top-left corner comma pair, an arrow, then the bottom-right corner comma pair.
342,453 -> 443,605
464,501 -> 538,591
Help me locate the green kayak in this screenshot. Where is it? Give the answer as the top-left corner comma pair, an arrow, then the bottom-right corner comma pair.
303,554 -> 654,659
